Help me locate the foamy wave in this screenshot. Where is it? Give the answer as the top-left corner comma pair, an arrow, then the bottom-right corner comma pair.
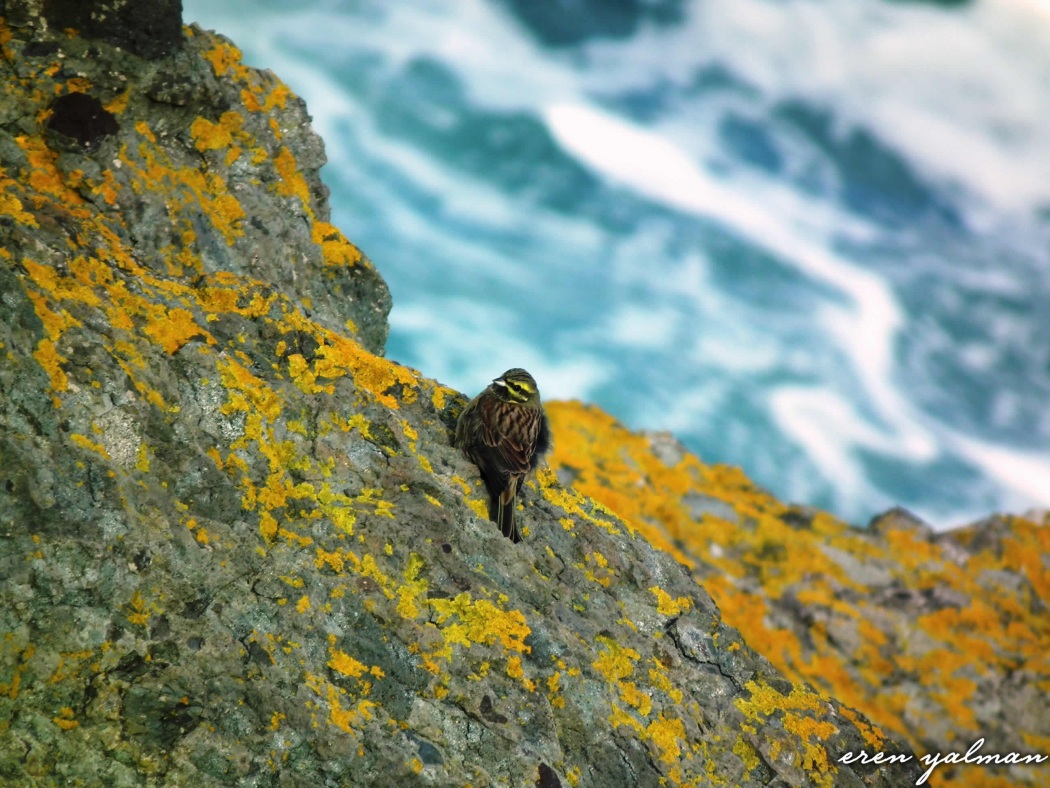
584,0 -> 1050,214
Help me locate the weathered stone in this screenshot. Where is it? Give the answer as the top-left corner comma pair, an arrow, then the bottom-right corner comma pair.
547,402 -> 1050,787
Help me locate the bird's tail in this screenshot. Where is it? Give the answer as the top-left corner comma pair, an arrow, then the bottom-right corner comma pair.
490,483 -> 521,543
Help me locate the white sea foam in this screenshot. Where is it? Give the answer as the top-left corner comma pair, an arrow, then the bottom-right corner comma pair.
605,306 -> 679,349
769,387 -> 885,512
669,0 -> 1050,215
391,299 -> 611,400
544,102 -> 937,453
948,434 -> 1050,512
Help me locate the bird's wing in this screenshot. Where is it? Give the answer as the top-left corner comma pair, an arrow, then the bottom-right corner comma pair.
479,398 -> 539,475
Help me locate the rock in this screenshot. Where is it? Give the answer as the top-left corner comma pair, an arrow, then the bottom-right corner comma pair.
42,0 -> 183,60
547,402 -> 1050,786
0,9 -> 921,788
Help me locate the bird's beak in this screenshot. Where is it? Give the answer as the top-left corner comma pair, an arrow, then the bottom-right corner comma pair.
492,378 -> 507,388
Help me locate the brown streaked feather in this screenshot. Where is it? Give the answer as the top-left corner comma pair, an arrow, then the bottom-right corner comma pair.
479,399 -> 541,474
455,370 -> 549,543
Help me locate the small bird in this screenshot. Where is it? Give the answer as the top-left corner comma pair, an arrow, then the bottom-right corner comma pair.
455,368 -> 551,542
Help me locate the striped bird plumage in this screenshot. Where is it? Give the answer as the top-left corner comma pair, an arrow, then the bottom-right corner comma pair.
455,368 -> 550,542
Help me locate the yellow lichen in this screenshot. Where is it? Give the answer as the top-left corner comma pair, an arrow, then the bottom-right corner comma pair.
53,707 -> 78,731
428,593 -> 531,654
273,147 -> 311,209
70,434 -> 110,460
190,111 -> 245,152
647,713 -> 686,763
328,649 -> 368,678
591,636 -> 640,683
396,553 -> 428,619
649,586 -> 692,617
312,221 -> 362,268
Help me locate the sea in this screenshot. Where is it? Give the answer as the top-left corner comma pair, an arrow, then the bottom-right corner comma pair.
182,0 -> 1050,529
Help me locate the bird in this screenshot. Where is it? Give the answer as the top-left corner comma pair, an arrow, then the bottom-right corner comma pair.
455,368 -> 551,543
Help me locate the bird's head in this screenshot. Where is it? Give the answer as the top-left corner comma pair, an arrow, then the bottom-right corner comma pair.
491,368 -> 540,404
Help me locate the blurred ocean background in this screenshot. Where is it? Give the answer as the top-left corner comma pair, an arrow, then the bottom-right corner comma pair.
183,0 -> 1050,529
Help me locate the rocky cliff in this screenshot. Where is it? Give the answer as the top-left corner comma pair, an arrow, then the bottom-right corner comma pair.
0,4 -> 1043,788
546,404 -> 1049,787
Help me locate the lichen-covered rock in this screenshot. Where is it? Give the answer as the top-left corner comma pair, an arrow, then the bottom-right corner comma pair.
0,8 -> 390,356
0,11 -> 919,788
547,402 -> 1050,787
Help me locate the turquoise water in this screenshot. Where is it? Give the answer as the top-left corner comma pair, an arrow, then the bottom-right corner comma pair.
183,0 -> 1050,528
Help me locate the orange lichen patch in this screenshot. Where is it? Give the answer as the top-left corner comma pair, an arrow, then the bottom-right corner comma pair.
70,433 -> 111,460
317,484 -> 358,535
201,38 -> 254,83
465,496 -> 488,520
328,649 -> 379,679
1000,516 -> 1050,604
120,125 -> 246,245
141,307 -> 211,354
736,680 -> 838,788
883,526 -> 942,571
0,171 -> 39,226
733,734 -> 762,774
22,257 -> 103,319
63,77 -> 91,94
428,593 -> 531,655
190,111 -> 245,151
218,356 -> 281,422
537,466 -> 623,537
506,655 -> 530,686
430,384 -> 454,411
647,660 -> 684,705
104,88 -> 132,115
312,221 -> 362,268
241,82 -> 292,113
52,706 -> 79,731
15,135 -> 90,211
546,402 -> 701,556
304,672 -> 377,736
617,680 -> 651,716
581,552 -> 615,587
395,553 -> 428,619
92,167 -> 121,206
198,274 -> 278,318
839,705 -> 886,751
649,586 -> 692,617
273,147 -> 312,210
647,713 -> 686,764
32,338 -> 69,394
271,318 -> 420,410
125,590 -> 152,627
48,650 -> 95,685
598,640 -> 694,774
591,636 -> 640,683
1,641 -> 35,701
